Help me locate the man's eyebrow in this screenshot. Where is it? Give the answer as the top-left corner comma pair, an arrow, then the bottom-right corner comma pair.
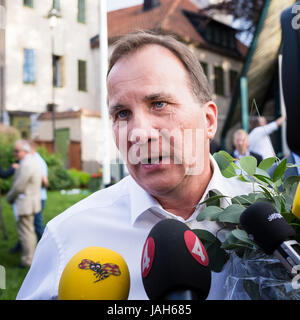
108,104 -> 126,116
143,92 -> 174,102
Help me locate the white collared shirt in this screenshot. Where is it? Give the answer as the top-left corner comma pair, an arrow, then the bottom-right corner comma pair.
17,155 -> 255,300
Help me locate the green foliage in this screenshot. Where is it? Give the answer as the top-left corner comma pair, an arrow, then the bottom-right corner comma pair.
48,166 -> 74,190
194,151 -> 300,273
37,146 -> 91,191
0,190 -> 91,299
37,145 -> 62,167
0,131 -> 19,193
68,168 -> 91,188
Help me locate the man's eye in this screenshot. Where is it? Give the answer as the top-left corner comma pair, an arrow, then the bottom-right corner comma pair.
154,101 -> 166,109
116,110 -> 129,119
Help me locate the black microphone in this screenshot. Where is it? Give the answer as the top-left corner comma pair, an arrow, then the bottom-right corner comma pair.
240,201 -> 300,274
141,219 -> 211,300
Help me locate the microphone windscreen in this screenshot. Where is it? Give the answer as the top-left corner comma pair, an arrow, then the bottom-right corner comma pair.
58,246 -> 130,300
240,202 -> 296,254
292,182 -> 300,219
141,219 -> 211,300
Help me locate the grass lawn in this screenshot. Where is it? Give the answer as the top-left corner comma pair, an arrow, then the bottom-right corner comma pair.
0,190 -> 91,300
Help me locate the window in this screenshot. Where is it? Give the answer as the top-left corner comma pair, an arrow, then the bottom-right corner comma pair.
23,49 -> 36,84
53,0 -> 61,11
214,28 -> 221,45
221,30 -> 229,48
77,0 -> 86,23
53,55 -> 64,87
230,70 -> 238,94
214,66 -> 224,96
78,60 -> 87,91
229,31 -> 236,50
23,0 -> 33,8
206,26 -> 212,42
199,61 -> 208,77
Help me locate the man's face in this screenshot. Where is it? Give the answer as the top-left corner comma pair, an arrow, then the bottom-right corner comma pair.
107,45 -> 217,197
233,132 -> 248,153
259,117 -> 267,126
13,143 -> 27,161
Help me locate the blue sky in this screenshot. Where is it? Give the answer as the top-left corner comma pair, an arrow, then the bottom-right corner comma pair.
107,0 -> 143,12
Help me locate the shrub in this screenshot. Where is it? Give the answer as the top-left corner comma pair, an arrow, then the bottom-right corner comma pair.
0,125 -> 20,193
68,168 -> 91,188
48,166 -> 74,191
37,145 -> 63,167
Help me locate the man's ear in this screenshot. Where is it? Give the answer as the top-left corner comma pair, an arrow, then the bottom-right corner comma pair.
203,101 -> 218,140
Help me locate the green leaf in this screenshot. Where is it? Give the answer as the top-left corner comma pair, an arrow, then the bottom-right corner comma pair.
231,229 -> 255,246
218,204 -> 245,224
258,185 -> 274,201
282,175 -> 300,193
205,241 -> 229,272
196,206 -> 223,222
258,157 -> 277,171
239,156 -> 257,176
192,229 -> 229,272
192,229 -> 217,243
218,151 -> 236,163
213,152 -> 230,171
273,158 -> 287,182
253,174 -> 273,186
222,162 -> 238,178
255,167 -> 271,178
198,194 -> 228,207
237,174 -> 253,183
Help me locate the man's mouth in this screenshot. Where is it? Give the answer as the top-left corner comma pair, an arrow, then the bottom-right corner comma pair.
141,155 -> 163,164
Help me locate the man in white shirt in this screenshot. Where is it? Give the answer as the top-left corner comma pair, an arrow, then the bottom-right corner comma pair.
248,115 -> 286,159
17,31 -> 256,299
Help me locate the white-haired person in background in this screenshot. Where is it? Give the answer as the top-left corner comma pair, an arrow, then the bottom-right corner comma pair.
6,139 -> 42,268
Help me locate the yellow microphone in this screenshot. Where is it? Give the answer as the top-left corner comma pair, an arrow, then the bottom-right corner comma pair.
292,182 -> 300,219
58,246 -> 130,300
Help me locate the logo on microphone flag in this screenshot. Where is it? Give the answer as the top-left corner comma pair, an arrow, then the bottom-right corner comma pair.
184,230 -> 209,267
141,237 -> 155,278
78,259 -> 121,282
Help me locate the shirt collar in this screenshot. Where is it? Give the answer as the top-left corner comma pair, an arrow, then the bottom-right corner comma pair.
233,149 -> 250,159
128,154 -> 231,226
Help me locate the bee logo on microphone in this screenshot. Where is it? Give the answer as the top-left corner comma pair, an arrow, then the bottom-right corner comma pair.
78,259 -> 121,282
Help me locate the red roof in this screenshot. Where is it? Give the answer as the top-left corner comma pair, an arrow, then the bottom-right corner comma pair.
98,0 -> 248,59
107,0 -> 205,44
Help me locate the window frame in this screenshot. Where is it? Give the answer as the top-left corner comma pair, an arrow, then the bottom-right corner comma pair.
23,48 -> 36,84
214,65 -> 225,96
77,0 -> 86,24
78,59 -> 87,92
23,0 -> 34,8
53,55 -> 65,88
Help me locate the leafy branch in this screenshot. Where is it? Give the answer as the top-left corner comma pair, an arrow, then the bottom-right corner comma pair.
193,151 -> 300,273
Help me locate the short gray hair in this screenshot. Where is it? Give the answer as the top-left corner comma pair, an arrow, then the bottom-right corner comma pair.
15,139 -> 31,153
108,30 -> 212,104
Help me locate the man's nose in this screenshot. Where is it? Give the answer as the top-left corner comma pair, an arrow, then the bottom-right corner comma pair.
128,113 -> 159,145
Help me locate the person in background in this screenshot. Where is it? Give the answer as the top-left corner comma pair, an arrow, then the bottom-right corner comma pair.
232,129 -> 262,164
0,163 -> 19,179
6,139 -> 42,268
248,115 -> 286,160
29,140 -> 48,240
9,141 -> 48,253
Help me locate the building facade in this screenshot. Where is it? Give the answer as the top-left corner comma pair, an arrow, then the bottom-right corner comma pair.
2,0 -> 247,173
